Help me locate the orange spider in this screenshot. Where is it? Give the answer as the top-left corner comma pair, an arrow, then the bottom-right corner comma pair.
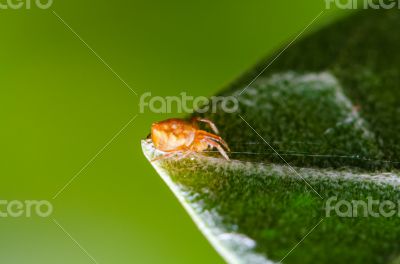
148,117 -> 230,161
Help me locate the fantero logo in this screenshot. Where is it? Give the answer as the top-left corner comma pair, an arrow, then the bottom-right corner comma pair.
139,92 -> 239,114
325,0 -> 400,9
0,200 -> 53,218
0,0 -> 53,10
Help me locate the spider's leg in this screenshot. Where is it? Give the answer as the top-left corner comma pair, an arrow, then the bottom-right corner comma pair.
204,138 -> 230,161
151,144 -> 191,162
196,130 -> 230,152
191,117 -> 219,134
193,131 -> 230,160
175,151 -> 194,161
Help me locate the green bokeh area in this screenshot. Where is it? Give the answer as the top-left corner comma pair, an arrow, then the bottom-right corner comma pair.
1,1 -> 344,263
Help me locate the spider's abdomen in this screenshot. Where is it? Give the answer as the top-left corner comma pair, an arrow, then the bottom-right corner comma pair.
151,119 -> 196,152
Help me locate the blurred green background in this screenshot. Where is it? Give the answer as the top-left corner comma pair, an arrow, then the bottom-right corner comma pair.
1,0 -> 347,263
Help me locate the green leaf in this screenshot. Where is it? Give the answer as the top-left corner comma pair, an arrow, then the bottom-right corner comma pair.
142,10 -> 400,264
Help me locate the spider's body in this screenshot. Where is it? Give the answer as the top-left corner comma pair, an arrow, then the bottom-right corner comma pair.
150,117 -> 230,161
